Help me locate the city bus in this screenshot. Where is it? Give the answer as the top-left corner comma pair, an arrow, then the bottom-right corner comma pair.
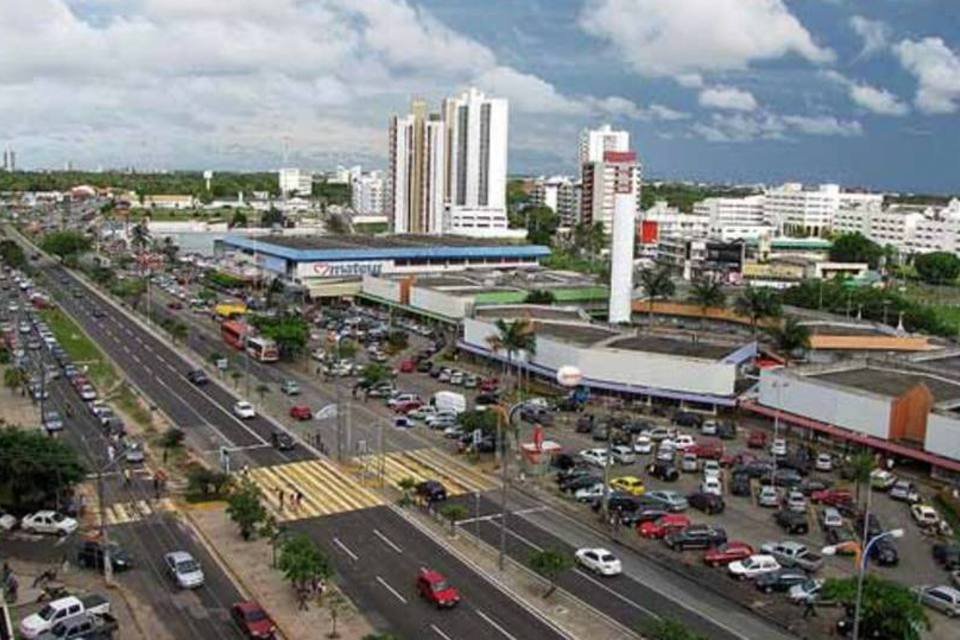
246,336 -> 279,363
220,320 -> 249,351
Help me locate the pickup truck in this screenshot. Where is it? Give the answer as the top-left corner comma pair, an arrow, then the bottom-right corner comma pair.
20,594 -> 111,639
760,541 -> 823,572
36,612 -> 119,640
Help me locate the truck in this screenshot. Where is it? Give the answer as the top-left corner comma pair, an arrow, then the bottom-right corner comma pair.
36,612 -> 119,640
759,541 -> 824,573
432,391 -> 466,415
20,595 -> 111,639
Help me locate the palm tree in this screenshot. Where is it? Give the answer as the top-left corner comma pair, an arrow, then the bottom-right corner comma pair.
160,236 -> 179,264
572,222 -> 606,259
486,318 -> 536,398
734,285 -> 782,335
767,316 -> 811,364
637,266 -> 676,325
130,222 -> 150,255
687,276 -> 725,316
848,452 -> 875,506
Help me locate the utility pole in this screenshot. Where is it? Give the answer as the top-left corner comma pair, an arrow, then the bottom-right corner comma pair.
377,422 -> 385,488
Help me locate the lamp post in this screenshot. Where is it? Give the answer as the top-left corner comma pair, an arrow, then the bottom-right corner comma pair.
822,527 -> 904,640
769,379 -> 789,487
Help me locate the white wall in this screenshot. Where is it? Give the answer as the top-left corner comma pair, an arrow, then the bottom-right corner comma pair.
926,413 -> 960,460
463,318 -> 736,396
362,275 -> 401,303
758,370 -> 891,440
411,286 -> 473,319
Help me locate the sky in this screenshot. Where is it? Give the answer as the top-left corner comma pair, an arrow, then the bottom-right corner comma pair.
1,0 -> 959,193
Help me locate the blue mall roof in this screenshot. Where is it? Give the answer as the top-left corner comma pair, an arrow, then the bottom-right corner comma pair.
221,236 -> 551,263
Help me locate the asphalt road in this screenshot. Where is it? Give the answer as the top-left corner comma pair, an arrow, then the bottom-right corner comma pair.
291,506 -> 566,640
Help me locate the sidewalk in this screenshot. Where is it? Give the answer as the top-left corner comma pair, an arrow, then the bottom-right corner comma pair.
184,503 -> 375,640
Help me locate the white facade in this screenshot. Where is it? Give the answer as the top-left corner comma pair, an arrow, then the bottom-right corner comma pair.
642,201 -> 710,239
609,162 -> 638,324
351,171 -> 385,215
532,176 -> 581,226
278,168 -> 313,197
582,152 -> 644,233
765,183 -> 883,236
694,195 -> 773,241
388,102 -> 446,234
834,199 -> 960,256
579,124 -> 629,164
442,87 -> 510,236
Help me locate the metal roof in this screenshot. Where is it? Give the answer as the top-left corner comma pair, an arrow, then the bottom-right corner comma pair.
222,235 -> 550,262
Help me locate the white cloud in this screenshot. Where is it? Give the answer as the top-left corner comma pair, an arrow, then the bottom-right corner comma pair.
648,104 -> 690,121
822,71 -> 909,116
849,16 -> 891,59
780,115 -> 863,137
895,37 -> 960,114
580,0 -> 834,78
698,86 -> 758,112
691,111 -> 861,142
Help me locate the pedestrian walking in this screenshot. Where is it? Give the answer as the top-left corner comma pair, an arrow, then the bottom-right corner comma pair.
152,475 -> 161,500
106,445 -> 115,464
162,447 -> 169,464
277,488 -> 285,512
802,597 -> 817,619
123,468 -> 131,485
296,489 -> 304,510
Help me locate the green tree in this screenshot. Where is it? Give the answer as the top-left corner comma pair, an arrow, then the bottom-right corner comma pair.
439,503 -> 469,535
0,239 -> 26,268
847,451 -> 875,505
278,534 -> 333,608
486,318 -> 536,397
524,289 -> 556,305
130,222 -> 151,255
170,322 -> 188,344
3,368 -> 27,395
265,277 -> 286,310
186,466 -> 233,501
766,316 -> 811,363
159,236 -> 179,264
40,231 -> 91,262
821,576 -> 929,640
261,208 -> 284,228
573,222 -> 606,258
914,251 -> 960,285
525,205 -> 559,246
528,548 -> 573,598
397,476 -> 417,506
643,619 -> 707,640
830,232 -> 884,268
734,285 -> 782,335
226,478 -> 268,541
255,383 -> 270,406
250,314 -> 309,360
637,265 -> 676,324
360,363 -> 391,387
231,210 -> 248,228
230,370 -> 243,389
386,330 -> 408,353
687,276 -> 725,315
0,428 -> 86,510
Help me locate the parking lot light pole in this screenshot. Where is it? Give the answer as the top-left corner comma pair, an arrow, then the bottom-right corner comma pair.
822,526 -> 903,640
770,379 -> 789,487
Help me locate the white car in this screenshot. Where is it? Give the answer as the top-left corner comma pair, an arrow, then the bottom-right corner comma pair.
757,486 -> 779,508
574,483 -> 606,502
789,578 -> 823,604
575,548 -> 622,576
700,477 -> 723,496
770,438 -> 787,457
814,453 -> 833,472
785,490 -> 807,513
646,427 -> 676,442
409,405 -> 438,421
164,551 -> 205,589
610,444 -> 637,465
449,372 -> 464,385
674,435 -> 696,451
0,511 -> 18,531
870,468 -> 897,491
425,410 -> 458,427
702,460 -> 722,480
633,435 -> 653,454
21,511 -> 78,536
387,393 -> 420,408
580,448 -> 611,467
701,420 -> 718,436
656,445 -> 676,463
728,554 -> 781,580
233,401 -> 256,419
911,504 -> 941,528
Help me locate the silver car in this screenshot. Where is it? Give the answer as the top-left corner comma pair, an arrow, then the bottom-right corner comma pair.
913,585 -> 960,617
165,551 -> 204,589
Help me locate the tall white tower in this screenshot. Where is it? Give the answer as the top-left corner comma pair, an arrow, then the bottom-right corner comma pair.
607,151 -> 639,324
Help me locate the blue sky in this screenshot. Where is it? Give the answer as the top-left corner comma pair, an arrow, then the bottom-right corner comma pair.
2,1 -> 959,193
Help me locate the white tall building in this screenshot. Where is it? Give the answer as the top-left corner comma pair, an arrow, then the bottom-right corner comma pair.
278,168 -> 313,197
694,194 -> 772,242
582,151 -> 643,233
388,100 -> 446,234
765,183 -> 883,236
351,171 -> 385,216
442,87 -> 510,236
579,124 -> 630,164
532,176 -> 581,226
608,151 -> 638,324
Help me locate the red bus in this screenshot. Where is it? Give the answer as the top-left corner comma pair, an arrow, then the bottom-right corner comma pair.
221,320 -> 249,351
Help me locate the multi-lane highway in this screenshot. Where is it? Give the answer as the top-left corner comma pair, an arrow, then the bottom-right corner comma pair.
13,237 -> 570,640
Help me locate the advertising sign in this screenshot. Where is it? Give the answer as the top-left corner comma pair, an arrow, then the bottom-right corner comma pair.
299,261 -> 387,279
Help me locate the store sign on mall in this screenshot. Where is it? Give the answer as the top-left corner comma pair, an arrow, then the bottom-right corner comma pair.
305,261 -> 386,278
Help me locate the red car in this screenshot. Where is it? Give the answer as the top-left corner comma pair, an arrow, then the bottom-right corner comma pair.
231,601 -> 277,639
721,451 -> 758,468
747,431 -> 768,449
393,399 -> 423,414
399,359 -> 416,373
71,375 -> 90,390
480,377 -> 499,392
690,439 -> 724,460
416,567 -> 460,608
638,514 -> 691,539
811,489 -> 854,506
703,541 -> 755,567
289,405 -> 312,421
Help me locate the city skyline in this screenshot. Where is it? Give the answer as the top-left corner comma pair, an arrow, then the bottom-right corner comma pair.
2,1 -> 959,193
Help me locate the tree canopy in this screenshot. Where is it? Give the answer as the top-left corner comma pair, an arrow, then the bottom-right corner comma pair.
913,251 -> 960,285
226,478 -> 268,540
40,231 -> 91,261
524,289 -> 556,305
278,534 -> 333,593
734,285 -> 782,334
822,575 -> 929,640
829,233 -> 884,268
0,428 -> 86,511
687,276 -> 725,312
524,206 -> 559,246
528,548 -> 573,598
250,313 -> 309,359
0,239 -> 26,268
766,315 -> 811,361
0,170 -> 280,197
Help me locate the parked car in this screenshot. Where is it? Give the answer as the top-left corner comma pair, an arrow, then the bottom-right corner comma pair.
912,585 -> 960,617
76,540 -> 133,572
731,472 -> 752,497
664,524 -> 727,551
774,509 -> 810,535
728,555 -> 781,580
21,511 -> 78,536
911,504 -> 941,528
889,480 -> 920,503
231,601 -> 278,639
814,453 -> 833,472
574,483 -> 605,503
646,461 -> 680,482
747,431 -> 767,449
704,541 -> 754,567
755,568 -> 809,594
644,490 -> 688,512
289,405 -> 312,421
575,548 -> 622,576
416,567 -> 461,608
811,489 -> 854,507
688,492 -> 725,515
633,435 -> 653,454
638,514 -> 691,539
580,448 -> 611,467
609,476 -> 645,496
869,469 -> 897,491
673,411 -> 703,428
784,490 -> 807,513
415,480 -> 447,503
770,438 -> 787,457
760,540 -> 824,572
164,551 -> 204,589
280,380 -> 300,395
700,477 -> 722,496
610,445 -> 637,465
870,539 -> 900,567
18,595 -> 111,639
757,486 -> 780,508
933,544 -> 960,570
819,507 -> 844,530
680,453 -> 699,473
788,578 -> 824,604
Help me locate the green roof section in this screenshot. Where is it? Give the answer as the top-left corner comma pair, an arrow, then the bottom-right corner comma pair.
356,292 -> 460,324
472,286 -> 609,306
473,290 -> 527,305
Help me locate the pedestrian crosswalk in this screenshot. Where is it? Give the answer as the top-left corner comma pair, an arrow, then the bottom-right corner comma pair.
94,498 -> 178,526
245,459 -> 384,522
357,448 -> 498,497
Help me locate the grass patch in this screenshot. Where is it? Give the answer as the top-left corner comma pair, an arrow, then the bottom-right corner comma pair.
40,308 -> 117,388
112,384 -> 153,430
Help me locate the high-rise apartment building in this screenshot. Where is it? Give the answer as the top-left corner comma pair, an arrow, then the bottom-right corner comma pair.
765,183 -> 883,236
351,171 -> 385,216
579,124 -> 630,164
278,168 -> 313,197
694,194 -> 772,242
387,100 -> 446,234
531,176 -> 581,226
581,151 -> 643,233
442,88 -> 509,235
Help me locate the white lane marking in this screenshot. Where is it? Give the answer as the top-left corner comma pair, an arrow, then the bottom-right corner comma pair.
430,624 -> 454,640
121,346 -> 130,354
375,576 -> 407,604
475,610 -> 518,640
373,529 -> 403,554
131,354 -> 140,364
165,364 -> 177,373
456,506 -> 548,525
333,537 -> 359,561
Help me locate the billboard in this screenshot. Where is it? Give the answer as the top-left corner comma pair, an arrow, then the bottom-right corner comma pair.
297,260 -> 388,279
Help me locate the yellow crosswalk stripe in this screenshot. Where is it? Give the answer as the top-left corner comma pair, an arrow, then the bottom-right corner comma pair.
245,460 -> 383,522
357,449 -> 497,497
95,498 -> 177,526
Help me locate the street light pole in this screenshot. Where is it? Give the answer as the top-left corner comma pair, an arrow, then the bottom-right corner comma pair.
770,379 -> 788,486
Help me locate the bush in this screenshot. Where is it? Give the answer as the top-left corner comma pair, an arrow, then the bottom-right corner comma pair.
185,465 -> 233,501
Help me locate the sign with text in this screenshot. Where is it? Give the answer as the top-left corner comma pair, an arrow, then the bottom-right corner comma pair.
299,260 -> 386,279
